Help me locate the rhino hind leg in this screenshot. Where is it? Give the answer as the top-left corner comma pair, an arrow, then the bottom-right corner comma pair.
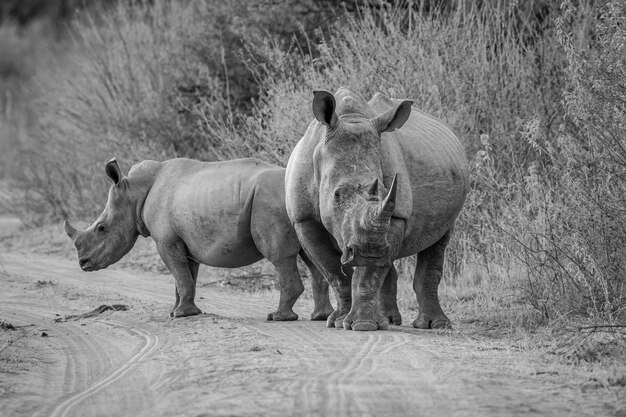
157,241 -> 202,318
170,288 -> 180,317
299,251 -> 334,321
412,232 -> 451,330
170,260 -> 200,317
266,257 -> 303,321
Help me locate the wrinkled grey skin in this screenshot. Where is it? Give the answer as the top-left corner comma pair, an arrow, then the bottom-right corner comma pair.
285,88 -> 469,331
64,157 -> 333,320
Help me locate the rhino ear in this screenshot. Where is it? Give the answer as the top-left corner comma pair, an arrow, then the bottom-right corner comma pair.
105,158 -> 122,186
312,90 -> 339,129
373,100 -> 413,134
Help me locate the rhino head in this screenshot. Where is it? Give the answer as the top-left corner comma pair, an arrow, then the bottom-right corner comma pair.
312,90 -> 412,268
64,158 -> 144,271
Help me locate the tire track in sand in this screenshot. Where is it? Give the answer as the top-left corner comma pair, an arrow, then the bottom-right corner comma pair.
2,303 -> 112,405
3,252 -> 614,417
48,319 -> 159,417
1,302 -> 161,417
243,320 -> 414,417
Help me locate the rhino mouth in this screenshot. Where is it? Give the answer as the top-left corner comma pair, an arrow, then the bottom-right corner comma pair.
79,257 -> 102,272
341,245 -> 390,267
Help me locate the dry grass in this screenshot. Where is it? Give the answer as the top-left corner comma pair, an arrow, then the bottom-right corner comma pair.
1,0 -> 624,335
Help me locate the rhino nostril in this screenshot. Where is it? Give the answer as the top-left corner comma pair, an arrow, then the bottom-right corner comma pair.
79,258 -> 90,268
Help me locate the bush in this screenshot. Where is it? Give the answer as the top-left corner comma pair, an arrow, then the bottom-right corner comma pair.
504,0 -> 626,320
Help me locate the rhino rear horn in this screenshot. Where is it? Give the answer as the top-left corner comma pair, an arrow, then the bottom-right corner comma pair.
377,174 -> 398,221
367,178 -> 379,198
63,219 -> 78,241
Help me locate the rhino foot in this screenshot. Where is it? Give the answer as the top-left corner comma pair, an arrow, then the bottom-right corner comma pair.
267,310 -> 298,321
412,313 -> 451,329
385,309 -> 402,326
343,312 -> 389,331
326,310 -> 347,329
310,307 -> 333,321
343,319 -> 389,331
170,303 -> 202,318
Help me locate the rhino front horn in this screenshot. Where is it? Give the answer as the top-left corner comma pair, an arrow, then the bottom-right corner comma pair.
63,220 -> 78,241
377,174 -> 398,221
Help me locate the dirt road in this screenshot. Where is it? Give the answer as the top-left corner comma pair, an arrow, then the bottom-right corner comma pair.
0,249 -> 623,416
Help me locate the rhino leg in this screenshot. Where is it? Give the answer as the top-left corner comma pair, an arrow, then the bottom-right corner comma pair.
294,220 -> 351,329
299,251 -> 333,321
157,241 -> 202,318
266,256 -> 303,321
412,232 -> 451,329
380,264 -> 401,326
343,265 -> 390,331
172,260 -> 199,315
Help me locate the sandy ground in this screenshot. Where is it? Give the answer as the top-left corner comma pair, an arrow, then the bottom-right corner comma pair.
0,216 -> 625,417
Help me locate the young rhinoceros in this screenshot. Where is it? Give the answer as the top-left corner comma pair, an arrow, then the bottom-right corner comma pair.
64,157 -> 333,320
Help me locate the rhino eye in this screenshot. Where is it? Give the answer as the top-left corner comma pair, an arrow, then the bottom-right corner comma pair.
97,224 -> 106,233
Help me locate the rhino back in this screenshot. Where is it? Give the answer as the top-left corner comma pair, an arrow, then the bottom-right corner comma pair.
370,93 -> 469,254
145,158 -> 279,268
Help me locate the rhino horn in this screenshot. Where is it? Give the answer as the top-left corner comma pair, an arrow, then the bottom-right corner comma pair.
367,178 -> 379,198
63,219 -> 79,241
376,174 -> 398,223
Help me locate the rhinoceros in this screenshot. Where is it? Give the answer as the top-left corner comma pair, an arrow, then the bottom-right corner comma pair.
285,88 -> 469,331
64,157 -> 333,320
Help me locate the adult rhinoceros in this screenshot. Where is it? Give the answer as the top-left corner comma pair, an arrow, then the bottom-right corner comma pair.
64,157 -> 333,320
285,88 -> 469,331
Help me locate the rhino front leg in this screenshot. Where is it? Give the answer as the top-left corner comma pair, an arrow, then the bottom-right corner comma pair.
343,218 -> 404,331
412,232 -> 451,329
299,251 -> 333,321
294,220 -> 352,329
157,240 -> 202,318
380,264 -> 401,325
343,265 -> 390,331
267,256 -> 303,321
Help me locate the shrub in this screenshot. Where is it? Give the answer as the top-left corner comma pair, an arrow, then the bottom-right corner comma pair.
504,0 -> 626,321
